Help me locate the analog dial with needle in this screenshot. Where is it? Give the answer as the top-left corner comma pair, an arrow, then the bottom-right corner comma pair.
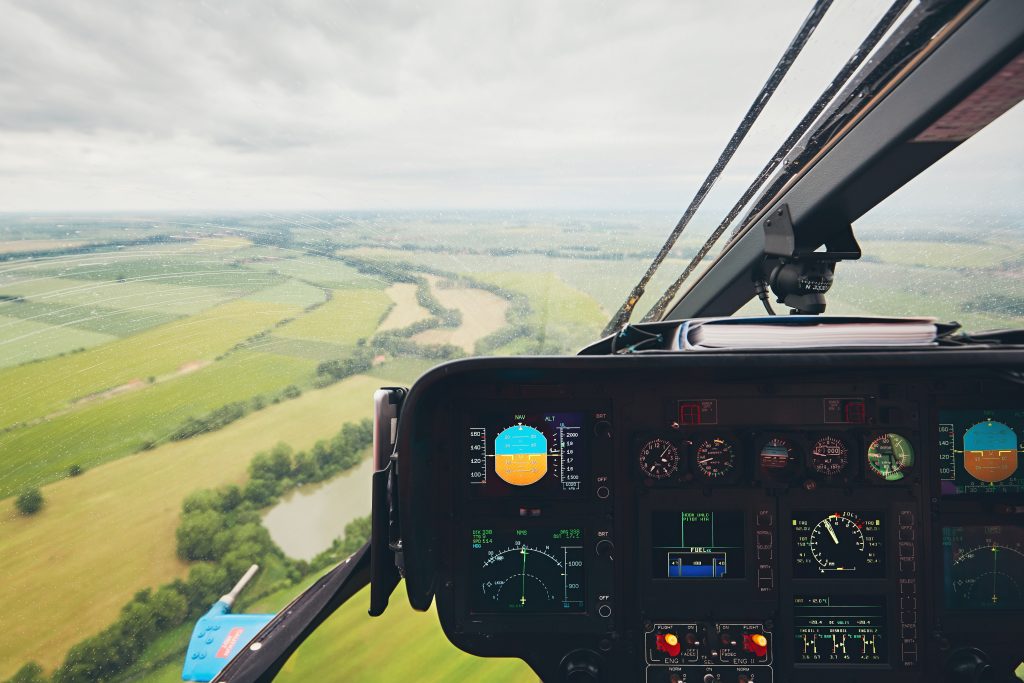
639,438 -> 680,479
694,437 -> 738,479
810,512 -> 866,572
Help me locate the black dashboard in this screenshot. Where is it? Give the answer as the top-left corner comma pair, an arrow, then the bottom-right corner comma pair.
392,349 -> 1024,682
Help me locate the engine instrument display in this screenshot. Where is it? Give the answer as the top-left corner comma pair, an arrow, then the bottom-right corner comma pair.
866,433 -> 915,481
693,436 -> 739,480
470,527 -> 585,613
651,510 -> 745,579
943,525 -> 1024,611
793,512 -> 885,578
810,435 -> 851,477
938,409 -> 1023,495
793,596 -> 887,664
468,412 -> 585,495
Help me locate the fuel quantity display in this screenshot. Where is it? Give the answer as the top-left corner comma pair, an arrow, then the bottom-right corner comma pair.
651,510 -> 745,579
793,512 -> 885,578
943,525 -> 1024,611
470,527 -> 585,613
468,412 -> 585,496
939,409 -> 1024,495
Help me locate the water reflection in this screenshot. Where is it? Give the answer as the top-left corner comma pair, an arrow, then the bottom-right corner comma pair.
262,455 -> 375,560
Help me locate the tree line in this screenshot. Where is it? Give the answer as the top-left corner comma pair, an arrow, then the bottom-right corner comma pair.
7,419 -> 373,683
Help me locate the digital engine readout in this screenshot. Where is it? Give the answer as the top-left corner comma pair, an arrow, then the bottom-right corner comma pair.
794,596 -> 887,664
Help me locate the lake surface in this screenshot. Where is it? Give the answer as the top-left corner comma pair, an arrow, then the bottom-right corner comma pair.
262,455 -> 375,560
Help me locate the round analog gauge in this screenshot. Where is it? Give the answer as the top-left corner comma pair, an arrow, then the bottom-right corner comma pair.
694,437 -> 738,479
639,438 -> 679,480
866,433 -> 915,481
810,512 -> 866,571
759,436 -> 799,477
810,435 -> 850,477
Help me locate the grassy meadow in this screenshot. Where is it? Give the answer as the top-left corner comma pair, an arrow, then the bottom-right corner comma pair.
0,212 -> 1021,682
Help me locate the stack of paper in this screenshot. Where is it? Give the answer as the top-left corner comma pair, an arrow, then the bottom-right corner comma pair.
674,316 -> 940,351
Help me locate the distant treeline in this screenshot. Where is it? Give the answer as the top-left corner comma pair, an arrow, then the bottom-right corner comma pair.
11,420 -> 374,683
0,234 -> 185,263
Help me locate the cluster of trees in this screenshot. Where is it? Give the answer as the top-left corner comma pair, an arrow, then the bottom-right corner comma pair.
15,488 -> 44,515
167,386 -> 302,443
316,343 -> 374,386
17,419 -> 375,683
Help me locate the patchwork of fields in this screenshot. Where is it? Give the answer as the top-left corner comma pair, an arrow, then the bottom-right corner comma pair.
0,219 -> 1020,682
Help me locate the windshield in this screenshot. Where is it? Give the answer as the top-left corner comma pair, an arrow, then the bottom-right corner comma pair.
0,2 -> 1020,682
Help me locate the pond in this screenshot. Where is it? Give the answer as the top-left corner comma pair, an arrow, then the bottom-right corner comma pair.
261,455 -> 376,561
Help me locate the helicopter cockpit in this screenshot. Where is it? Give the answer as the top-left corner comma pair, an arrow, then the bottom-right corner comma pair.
201,1 -> 1024,682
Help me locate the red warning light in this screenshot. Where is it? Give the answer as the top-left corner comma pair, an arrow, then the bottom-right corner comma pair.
845,401 -> 866,424
656,633 -> 682,657
679,403 -> 702,425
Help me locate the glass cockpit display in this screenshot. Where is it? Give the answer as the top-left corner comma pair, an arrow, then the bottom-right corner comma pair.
943,525 -> 1024,611
468,411 -> 585,495
651,511 -> 745,579
793,512 -> 885,578
939,409 -> 1024,495
470,527 -> 585,613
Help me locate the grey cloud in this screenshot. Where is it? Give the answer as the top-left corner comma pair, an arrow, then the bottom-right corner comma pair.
1,0 -> 1014,212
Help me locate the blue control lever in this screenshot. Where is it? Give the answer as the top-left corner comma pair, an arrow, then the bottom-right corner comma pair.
182,564 -> 274,682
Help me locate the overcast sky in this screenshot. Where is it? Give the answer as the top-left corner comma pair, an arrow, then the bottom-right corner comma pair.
0,0 -> 1020,213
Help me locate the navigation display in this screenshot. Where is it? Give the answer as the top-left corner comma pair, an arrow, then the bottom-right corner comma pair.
651,510 -> 745,579
939,409 -> 1024,495
794,596 -> 887,664
943,525 -> 1024,611
470,527 -> 585,613
793,512 -> 885,578
468,411 -> 585,496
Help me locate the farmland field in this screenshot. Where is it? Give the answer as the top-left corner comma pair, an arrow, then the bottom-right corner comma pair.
0,213 -> 1021,683
0,372 -> 395,679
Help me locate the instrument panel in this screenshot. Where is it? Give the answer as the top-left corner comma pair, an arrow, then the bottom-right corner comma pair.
395,352 -> 1024,682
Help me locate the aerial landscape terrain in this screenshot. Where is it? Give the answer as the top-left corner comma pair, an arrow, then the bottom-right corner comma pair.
0,211 -> 1021,682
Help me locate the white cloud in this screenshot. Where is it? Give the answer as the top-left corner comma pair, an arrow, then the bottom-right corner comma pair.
1,0 -> 1015,216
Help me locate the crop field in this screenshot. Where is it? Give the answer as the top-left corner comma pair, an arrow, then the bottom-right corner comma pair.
275,288 -> 391,345
0,373 -> 394,679
377,282 -> 432,331
0,298 -> 301,431
0,314 -> 117,369
479,271 -> 608,353
244,253 -> 391,290
0,349 -> 317,497
0,215 -> 1020,682
413,276 -> 509,352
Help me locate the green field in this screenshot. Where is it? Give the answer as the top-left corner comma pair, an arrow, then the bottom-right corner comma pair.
0,373 -> 394,679
0,350 -> 317,497
0,314 -> 117,369
480,271 -> 607,353
0,299 -> 300,431
276,288 -> 392,345
0,216 -> 1020,683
